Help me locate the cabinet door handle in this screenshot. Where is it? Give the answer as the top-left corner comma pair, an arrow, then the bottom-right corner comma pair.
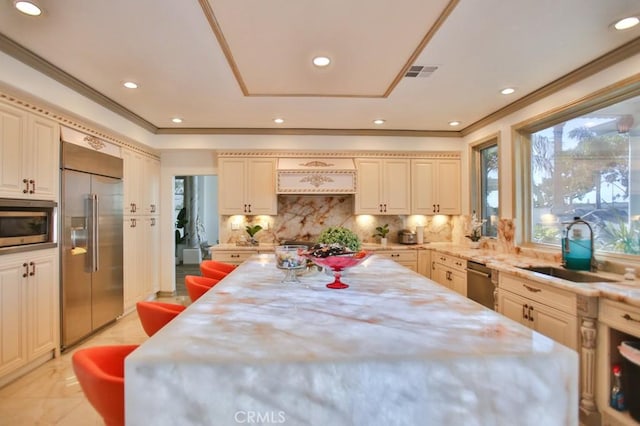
23,179 -> 29,194
29,179 -> 35,194
150,204 -> 156,213
130,218 -> 137,228
523,304 -> 529,320
29,261 -> 35,276
436,204 -> 440,213
150,218 -> 156,226
22,262 -> 28,278
433,204 -> 436,213
622,313 -> 640,324
432,261 -> 435,270
383,204 -> 387,212
523,284 -> 542,293
130,203 -> 135,213
247,204 -> 252,213
231,254 -> 240,258
528,305 -> 534,322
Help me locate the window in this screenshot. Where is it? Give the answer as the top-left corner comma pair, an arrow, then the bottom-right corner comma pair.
526,93 -> 639,255
472,138 -> 499,237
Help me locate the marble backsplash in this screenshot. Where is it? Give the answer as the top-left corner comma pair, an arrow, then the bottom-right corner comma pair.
221,195 -> 456,246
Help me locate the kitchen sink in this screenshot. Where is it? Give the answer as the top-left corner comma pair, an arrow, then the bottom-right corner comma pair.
518,266 -> 619,283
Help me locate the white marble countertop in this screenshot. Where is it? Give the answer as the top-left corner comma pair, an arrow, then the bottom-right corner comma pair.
126,254 -> 577,426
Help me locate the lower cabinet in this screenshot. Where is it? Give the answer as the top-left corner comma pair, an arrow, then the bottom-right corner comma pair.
417,250 -> 431,279
497,272 -> 600,424
210,248 -> 275,266
497,273 -> 578,350
0,248 -> 57,383
432,253 -> 466,296
376,249 -> 417,272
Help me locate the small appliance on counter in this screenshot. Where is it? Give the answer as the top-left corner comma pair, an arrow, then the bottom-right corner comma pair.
398,229 -> 417,245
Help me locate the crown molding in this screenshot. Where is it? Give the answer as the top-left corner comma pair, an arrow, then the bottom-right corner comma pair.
217,150 -> 461,159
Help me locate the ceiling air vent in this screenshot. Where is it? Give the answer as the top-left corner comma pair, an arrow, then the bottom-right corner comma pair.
404,65 -> 438,78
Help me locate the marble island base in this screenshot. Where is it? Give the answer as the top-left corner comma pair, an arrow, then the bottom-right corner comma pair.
126,254 -> 578,426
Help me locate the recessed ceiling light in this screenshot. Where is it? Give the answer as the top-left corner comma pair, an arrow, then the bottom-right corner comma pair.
312,56 -> 331,67
614,16 -> 639,30
123,81 -> 138,89
14,1 -> 42,16
449,121 -> 461,127
501,87 -> 515,95
171,118 -> 183,124
373,119 -> 385,125
273,118 -> 284,124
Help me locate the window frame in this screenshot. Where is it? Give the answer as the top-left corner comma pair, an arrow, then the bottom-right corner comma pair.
470,133 -> 501,239
512,76 -> 640,262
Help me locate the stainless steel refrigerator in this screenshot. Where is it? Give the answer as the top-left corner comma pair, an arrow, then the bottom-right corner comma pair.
60,142 -> 124,350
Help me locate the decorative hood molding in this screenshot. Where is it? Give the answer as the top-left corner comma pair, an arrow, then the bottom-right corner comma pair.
277,158 -> 357,194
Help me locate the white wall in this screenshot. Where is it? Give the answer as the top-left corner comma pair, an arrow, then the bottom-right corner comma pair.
463,53 -> 640,226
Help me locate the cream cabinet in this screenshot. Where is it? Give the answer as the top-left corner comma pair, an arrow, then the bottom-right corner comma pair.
497,273 -> 578,350
219,158 -> 277,215
0,249 -> 57,382
123,149 -> 160,215
411,159 -> 460,215
210,248 -> 275,265
0,103 -> 59,200
432,253 -> 466,296
376,249 -> 417,271
597,299 -> 640,426
123,216 -> 160,312
417,250 -> 431,279
355,159 -> 410,215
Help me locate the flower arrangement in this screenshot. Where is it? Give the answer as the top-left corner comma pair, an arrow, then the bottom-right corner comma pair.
317,226 -> 361,252
465,212 -> 486,242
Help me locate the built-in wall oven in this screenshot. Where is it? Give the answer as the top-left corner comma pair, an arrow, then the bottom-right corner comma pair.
0,198 -> 57,253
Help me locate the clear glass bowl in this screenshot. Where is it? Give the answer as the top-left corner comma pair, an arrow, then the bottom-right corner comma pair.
274,245 -> 308,283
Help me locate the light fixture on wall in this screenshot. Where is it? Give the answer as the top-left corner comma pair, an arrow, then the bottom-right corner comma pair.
14,0 -> 42,16
617,115 -> 634,134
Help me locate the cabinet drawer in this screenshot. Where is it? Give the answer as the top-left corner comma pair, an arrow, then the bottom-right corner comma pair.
211,251 -> 256,264
433,253 -> 466,272
377,250 -> 417,262
600,299 -> 640,337
500,273 -> 575,314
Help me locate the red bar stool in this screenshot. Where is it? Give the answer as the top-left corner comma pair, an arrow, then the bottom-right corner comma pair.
200,260 -> 236,280
185,275 -> 220,302
136,301 -> 186,337
72,344 -> 138,426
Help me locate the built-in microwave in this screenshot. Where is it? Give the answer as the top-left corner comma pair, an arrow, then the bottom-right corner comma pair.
0,198 -> 57,252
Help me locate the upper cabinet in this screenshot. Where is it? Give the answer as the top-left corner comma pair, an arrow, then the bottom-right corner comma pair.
122,149 -> 160,215
219,157 -> 277,215
355,159 -> 410,215
411,159 -> 460,215
0,103 -> 59,200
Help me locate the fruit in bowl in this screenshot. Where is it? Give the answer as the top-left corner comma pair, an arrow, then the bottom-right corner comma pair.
274,245 -> 308,283
301,245 -> 371,289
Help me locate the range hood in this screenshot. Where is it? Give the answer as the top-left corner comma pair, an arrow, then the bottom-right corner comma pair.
277,158 -> 357,194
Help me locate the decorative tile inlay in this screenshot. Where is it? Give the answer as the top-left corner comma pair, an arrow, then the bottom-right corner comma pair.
299,175 -> 334,187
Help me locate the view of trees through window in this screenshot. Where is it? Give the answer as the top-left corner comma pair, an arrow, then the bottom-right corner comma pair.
530,94 -> 639,255
476,143 -> 499,237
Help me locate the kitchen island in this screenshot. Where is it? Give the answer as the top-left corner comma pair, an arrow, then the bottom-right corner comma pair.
125,254 -> 578,426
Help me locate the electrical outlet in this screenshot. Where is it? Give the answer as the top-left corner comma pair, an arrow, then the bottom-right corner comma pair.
231,222 -> 240,230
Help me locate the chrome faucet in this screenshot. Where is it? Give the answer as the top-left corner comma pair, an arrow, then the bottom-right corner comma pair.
563,217 -> 597,272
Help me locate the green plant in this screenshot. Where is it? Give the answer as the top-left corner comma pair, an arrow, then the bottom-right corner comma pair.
317,226 -> 361,251
175,207 -> 188,246
245,224 -> 263,239
373,224 -> 389,238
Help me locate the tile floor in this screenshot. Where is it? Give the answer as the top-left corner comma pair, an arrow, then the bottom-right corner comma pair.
0,264 -> 194,425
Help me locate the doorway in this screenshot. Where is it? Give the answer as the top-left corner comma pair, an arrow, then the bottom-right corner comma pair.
174,175 -> 218,295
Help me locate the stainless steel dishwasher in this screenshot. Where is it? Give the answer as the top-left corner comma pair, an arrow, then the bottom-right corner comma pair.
466,260 -> 497,310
